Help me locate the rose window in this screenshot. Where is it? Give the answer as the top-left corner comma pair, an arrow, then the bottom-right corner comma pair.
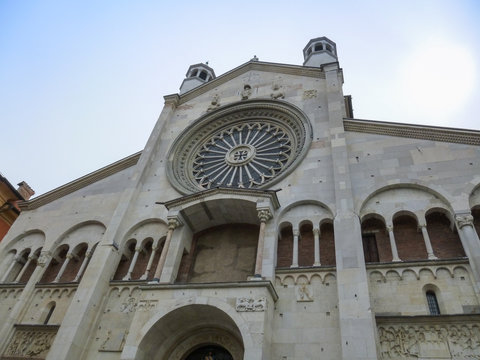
192,123 -> 292,188
167,100 -> 312,194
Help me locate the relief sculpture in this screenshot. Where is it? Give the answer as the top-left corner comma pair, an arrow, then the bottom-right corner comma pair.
378,324 -> 480,359
235,297 -> 266,312
4,326 -> 58,359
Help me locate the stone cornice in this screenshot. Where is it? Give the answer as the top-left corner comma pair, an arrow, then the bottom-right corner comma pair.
175,61 -> 325,105
19,151 -> 142,211
139,280 -> 279,301
344,118 -> 480,145
375,314 -> 480,324
161,187 -> 281,210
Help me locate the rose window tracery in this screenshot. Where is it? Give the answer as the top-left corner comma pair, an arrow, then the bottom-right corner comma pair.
192,123 -> 292,188
167,100 -> 312,194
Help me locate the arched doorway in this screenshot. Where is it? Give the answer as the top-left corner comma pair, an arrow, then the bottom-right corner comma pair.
184,345 -> 233,360
133,304 -> 244,360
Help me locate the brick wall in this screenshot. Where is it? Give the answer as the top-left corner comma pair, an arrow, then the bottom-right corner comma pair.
299,224 -> 314,266
393,215 -> 427,260
277,226 -> 293,267
320,222 -> 336,266
362,218 -> 392,262
426,212 -> 465,259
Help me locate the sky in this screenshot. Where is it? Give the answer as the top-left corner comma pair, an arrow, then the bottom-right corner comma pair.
1,0 -> 479,197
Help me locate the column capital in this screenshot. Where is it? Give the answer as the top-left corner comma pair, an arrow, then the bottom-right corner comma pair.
257,209 -> 272,223
66,253 -> 74,260
312,228 -> 320,236
167,217 -> 181,230
386,224 -> 394,232
37,251 -> 51,267
135,246 -> 142,252
28,254 -> 38,261
85,250 -> 93,258
293,229 -> 300,237
455,214 -> 474,229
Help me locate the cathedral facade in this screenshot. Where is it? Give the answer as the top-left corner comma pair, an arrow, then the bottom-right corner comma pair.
1,37 -> 480,360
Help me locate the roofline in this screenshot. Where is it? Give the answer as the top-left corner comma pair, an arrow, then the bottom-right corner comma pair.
170,60 -> 327,105
19,151 -> 142,210
344,118 -> 480,145
0,173 -> 24,201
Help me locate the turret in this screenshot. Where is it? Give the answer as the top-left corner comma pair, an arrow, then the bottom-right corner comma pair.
179,63 -> 216,94
303,37 -> 338,67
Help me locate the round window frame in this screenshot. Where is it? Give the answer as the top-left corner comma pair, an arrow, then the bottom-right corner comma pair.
166,99 -> 313,194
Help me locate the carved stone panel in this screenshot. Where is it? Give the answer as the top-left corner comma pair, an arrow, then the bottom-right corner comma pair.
235,297 -> 266,312
2,324 -> 59,359
377,318 -> 480,359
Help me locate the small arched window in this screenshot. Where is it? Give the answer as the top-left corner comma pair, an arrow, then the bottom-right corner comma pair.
314,43 -> 323,51
190,69 -> 198,77
42,301 -> 56,324
426,291 -> 440,315
326,44 -> 332,52
199,71 -> 208,80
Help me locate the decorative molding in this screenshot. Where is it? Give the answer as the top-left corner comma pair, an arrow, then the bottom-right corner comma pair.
344,118 -> 480,146
275,268 -> 336,286
235,297 -> 267,312
302,89 -> 318,99
367,259 -> 470,282
19,152 -> 141,210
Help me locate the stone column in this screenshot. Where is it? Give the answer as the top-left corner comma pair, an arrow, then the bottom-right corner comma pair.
123,246 -> 142,281
140,241 -> 159,280
313,227 -> 321,266
53,253 -> 76,283
291,229 -> 299,268
0,250 -> 52,353
386,224 -> 401,262
14,254 -> 37,283
254,209 -> 272,277
419,224 -> 437,260
1,255 -> 24,283
455,213 -> 480,292
152,218 -> 179,283
73,250 -> 92,282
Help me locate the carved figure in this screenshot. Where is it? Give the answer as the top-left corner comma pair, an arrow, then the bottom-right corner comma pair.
207,94 -> 220,111
270,83 -> 284,99
241,84 -> 252,100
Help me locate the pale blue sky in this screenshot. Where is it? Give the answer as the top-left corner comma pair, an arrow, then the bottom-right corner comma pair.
1,0 -> 479,196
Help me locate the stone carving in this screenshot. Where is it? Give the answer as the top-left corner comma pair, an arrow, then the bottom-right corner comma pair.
4,326 -> 58,359
258,209 -> 272,223
99,329 -> 128,352
37,251 -> 51,267
241,84 -> 252,100
455,214 -> 474,229
137,299 -> 158,311
235,297 -> 266,312
119,297 -> 137,313
296,283 -> 313,302
378,324 -> 480,359
207,94 -> 220,111
270,83 -> 284,99
303,89 -> 318,99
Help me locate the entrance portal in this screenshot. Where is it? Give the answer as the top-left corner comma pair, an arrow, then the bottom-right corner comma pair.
185,345 -> 233,360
